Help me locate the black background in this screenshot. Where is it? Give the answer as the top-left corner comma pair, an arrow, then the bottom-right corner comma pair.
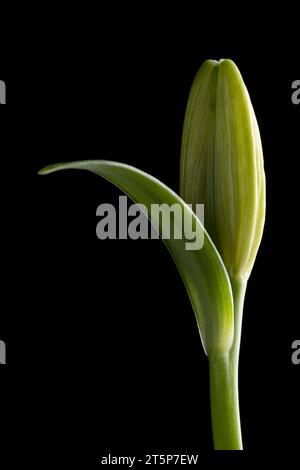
1,9 -> 299,467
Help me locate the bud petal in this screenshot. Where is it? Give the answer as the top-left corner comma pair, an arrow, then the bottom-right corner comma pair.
180,59 -> 266,280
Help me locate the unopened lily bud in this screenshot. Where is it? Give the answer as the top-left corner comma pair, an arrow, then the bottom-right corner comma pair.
180,59 -> 265,281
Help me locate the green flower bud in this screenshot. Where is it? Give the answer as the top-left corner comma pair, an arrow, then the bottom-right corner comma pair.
180,59 -> 266,281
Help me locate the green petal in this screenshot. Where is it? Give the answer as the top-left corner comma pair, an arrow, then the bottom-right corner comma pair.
180,59 -> 266,280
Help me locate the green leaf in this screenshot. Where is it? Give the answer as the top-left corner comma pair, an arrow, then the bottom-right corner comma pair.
39,160 -> 234,356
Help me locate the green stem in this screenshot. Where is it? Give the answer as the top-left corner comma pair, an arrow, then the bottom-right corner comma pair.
209,278 -> 247,450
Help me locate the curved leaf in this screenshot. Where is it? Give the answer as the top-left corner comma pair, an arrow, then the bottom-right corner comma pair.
39,160 -> 233,356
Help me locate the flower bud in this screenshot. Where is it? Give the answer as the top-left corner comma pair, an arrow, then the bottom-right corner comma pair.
180,59 -> 265,281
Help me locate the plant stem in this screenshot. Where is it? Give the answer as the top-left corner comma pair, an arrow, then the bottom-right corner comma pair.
209,278 -> 247,450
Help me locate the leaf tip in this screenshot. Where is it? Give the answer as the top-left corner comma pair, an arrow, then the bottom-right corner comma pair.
38,164 -> 62,176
